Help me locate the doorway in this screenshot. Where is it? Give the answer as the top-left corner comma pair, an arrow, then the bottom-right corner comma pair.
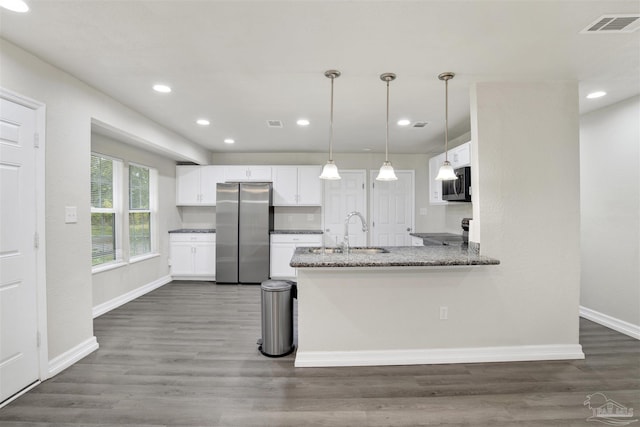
323,170 -> 367,247
369,170 -> 415,246
0,89 -> 47,406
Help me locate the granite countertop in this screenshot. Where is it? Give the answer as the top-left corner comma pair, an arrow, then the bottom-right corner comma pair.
168,229 -> 216,233
290,245 -> 499,268
271,229 -> 323,234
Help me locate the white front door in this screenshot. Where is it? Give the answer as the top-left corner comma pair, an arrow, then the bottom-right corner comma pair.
370,170 -> 415,246
0,96 -> 41,403
323,170 -> 367,247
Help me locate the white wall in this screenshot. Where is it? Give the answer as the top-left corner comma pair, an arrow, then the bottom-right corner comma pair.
91,133 -> 182,308
0,39 -> 208,363
580,96 -> 640,328
470,81 -> 582,347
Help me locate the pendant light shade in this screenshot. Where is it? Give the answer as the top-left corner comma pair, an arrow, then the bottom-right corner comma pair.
319,160 -> 340,180
376,73 -> 398,181
435,72 -> 458,181
319,70 -> 342,180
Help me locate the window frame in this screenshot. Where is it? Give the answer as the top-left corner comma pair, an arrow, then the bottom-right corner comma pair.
90,152 -> 123,272
128,161 -> 158,262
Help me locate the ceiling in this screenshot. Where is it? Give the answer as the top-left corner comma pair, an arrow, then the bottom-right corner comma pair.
1,1 -> 638,155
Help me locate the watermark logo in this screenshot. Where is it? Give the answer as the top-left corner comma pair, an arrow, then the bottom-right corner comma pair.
584,392 -> 638,425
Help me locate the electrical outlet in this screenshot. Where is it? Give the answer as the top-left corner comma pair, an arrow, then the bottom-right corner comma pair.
439,306 -> 448,320
288,215 -> 293,223
307,214 -> 314,221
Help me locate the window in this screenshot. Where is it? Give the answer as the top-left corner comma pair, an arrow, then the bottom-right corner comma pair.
91,154 -> 122,266
129,163 -> 157,259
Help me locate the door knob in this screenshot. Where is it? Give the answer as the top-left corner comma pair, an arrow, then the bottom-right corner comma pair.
406,227 -> 411,232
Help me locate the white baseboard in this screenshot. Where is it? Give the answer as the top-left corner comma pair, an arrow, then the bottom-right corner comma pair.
48,336 -> 99,377
93,275 -> 172,318
294,344 -> 585,368
580,306 -> 640,340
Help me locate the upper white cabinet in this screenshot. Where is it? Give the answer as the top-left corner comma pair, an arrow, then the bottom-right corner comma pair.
273,166 -> 322,206
224,165 -> 272,182
449,142 -> 471,169
176,165 -> 225,206
428,141 -> 471,205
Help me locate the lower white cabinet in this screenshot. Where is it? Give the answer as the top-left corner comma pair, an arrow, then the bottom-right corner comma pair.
270,234 -> 322,279
170,233 -> 216,281
411,236 -> 424,246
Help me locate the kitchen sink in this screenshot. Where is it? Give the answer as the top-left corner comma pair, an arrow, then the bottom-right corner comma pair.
306,247 -> 390,255
307,247 -> 344,254
347,247 -> 389,254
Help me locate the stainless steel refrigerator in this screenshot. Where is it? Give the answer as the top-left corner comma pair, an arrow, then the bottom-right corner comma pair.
216,182 -> 274,284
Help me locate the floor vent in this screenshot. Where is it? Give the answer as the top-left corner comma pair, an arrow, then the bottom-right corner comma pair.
267,120 -> 283,128
581,14 -> 640,33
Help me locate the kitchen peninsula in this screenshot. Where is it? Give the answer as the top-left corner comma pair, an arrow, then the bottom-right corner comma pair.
290,246 -> 516,368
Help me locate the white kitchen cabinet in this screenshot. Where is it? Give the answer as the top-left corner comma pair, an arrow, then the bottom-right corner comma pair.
223,165 -> 272,182
270,233 -> 322,279
411,236 -> 424,246
272,166 -> 322,206
170,233 -> 216,280
449,141 -> 471,169
176,165 -> 225,206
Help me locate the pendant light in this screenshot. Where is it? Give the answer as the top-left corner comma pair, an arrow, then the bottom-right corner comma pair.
319,70 -> 342,180
435,72 -> 458,181
376,72 -> 398,181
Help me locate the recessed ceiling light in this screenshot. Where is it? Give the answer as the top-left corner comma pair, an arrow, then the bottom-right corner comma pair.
0,0 -> 29,13
296,119 -> 310,126
153,84 -> 172,93
363,148 -> 372,152
586,91 -> 606,99
224,138 -> 235,144
196,119 -> 210,126
397,119 -> 411,126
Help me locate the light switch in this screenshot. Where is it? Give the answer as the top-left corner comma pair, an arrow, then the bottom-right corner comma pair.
65,206 -> 78,224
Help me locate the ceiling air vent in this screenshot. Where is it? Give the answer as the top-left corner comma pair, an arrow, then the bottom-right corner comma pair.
581,14 -> 640,33
267,120 -> 283,128
413,121 -> 429,128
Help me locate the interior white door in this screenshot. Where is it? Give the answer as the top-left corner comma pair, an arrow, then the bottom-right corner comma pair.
0,97 -> 40,403
323,170 -> 367,247
370,170 -> 415,246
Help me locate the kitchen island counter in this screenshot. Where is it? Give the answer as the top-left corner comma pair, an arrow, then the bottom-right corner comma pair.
291,247 -> 581,370
290,245 -> 499,268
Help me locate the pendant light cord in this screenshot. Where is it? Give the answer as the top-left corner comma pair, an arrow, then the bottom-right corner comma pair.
385,79 -> 390,162
329,75 -> 335,162
444,77 -> 449,162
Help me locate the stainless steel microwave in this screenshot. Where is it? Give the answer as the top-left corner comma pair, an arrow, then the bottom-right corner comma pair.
442,166 -> 471,202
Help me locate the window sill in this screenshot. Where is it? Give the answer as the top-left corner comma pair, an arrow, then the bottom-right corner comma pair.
130,252 -> 160,264
92,261 -> 127,275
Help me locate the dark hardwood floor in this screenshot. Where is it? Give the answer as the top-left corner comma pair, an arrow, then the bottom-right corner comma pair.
1,281 -> 638,426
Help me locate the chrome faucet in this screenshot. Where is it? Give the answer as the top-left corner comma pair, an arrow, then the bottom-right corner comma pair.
343,211 -> 368,253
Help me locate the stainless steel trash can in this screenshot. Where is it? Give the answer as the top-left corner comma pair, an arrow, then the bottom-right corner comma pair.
258,280 -> 295,357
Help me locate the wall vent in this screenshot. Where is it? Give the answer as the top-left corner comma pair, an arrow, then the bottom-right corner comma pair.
267,120 -> 283,128
413,121 -> 429,128
581,14 -> 640,33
